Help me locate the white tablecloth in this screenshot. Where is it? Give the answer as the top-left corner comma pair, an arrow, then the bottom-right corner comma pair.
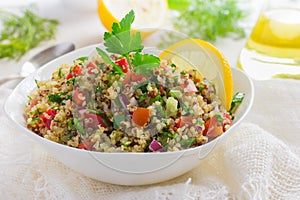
0,1 -> 299,199
1,79 -> 299,199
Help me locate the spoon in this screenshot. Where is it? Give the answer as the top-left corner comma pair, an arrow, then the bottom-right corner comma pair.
0,42 -> 75,85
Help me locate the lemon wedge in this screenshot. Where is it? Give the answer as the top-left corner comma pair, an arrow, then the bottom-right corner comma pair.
159,39 -> 233,111
97,0 -> 168,38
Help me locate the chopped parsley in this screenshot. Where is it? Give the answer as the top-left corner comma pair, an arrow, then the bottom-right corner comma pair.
58,67 -> 64,78
167,0 -> 248,42
48,92 -> 70,104
0,8 -> 58,60
102,10 -> 160,74
230,92 -> 245,114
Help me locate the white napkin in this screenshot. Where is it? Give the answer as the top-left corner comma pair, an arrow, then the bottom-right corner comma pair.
0,79 -> 299,200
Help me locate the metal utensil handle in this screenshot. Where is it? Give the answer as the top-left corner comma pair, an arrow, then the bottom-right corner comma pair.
0,76 -> 24,85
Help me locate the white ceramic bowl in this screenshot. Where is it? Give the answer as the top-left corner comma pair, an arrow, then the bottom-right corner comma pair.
4,44 -> 254,185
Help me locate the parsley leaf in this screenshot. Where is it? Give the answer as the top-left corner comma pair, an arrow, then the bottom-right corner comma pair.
133,52 -> 160,76
229,92 -> 245,114
48,92 -> 70,104
103,10 -> 143,56
96,47 -> 124,74
102,10 -> 161,76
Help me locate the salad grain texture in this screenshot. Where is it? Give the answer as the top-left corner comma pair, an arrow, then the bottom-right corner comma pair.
25,11 -> 241,152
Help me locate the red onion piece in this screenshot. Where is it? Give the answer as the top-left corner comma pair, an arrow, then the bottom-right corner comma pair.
119,93 -> 130,109
149,140 -> 163,152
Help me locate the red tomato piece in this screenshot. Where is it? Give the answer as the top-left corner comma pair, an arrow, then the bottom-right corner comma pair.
159,85 -> 165,94
123,72 -> 147,85
132,107 -> 151,127
175,116 -> 194,128
41,109 -> 56,129
183,79 -> 198,94
84,113 -> 107,128
78,141 -> 93,150
87,61 -> 99,74
203,116 -> 223,138
66,73 -> 73,80
115,58 -> 130,73
222,113 -> 232,131
73,88 -> 85,105
72,65 -> 82,76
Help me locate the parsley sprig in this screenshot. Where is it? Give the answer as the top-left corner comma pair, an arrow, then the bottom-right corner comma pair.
0,8 -> 58,60
168,0 -> 248,42
103,10 -> 143,56
99,10 -> 160,75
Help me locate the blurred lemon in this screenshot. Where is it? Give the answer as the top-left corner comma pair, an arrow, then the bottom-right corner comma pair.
159,39 -> 233,111
97,0 -> 168,38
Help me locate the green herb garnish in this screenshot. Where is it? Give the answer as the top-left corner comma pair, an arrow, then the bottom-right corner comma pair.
102,10 -> 160,74
58,67 -> 64,78
48,92 -> 69,104
66,77 -> 76,85
230,92 -> 245,114
34,79 -> 39,88
74,118 -> 85,134
29,117 -> 40,125
76,56 -> 89,62
167,0 -> 248,42
133,53 -> 160,76
0,8 -> 58,60
96,47 -> 124,74
87,109 -> 105,115
113,114 -> 126,128
215,114 -> 223,124
103,10 -> 143,56
179,138 -> 196,148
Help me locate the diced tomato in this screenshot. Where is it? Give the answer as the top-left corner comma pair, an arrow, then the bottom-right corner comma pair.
66,65 -> 82,80
195,78 -> 201,83
132,107 -> 150,127
159,85 -> 165,94
29,98 -> 38,108
115,58 -> 130,73
66,73 -> 73,80
78,141 -> 93,150
73,88 -> 85,105
84,113 -> 108,128
203,116 -> 223,138
123,72 -> 147,85
183,79 -> 198,94
72,65 -> 82,76
222,113 -> 232,131
175,116 -> 194,128
87,61 -> 99,74
41,109 -> 56,129
46,109 -> 57,117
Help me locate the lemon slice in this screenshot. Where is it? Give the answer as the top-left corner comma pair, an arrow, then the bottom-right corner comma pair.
97,0 -> 168,38
159,39 -> 233,111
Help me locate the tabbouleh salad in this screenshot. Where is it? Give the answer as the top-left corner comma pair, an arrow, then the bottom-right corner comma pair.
24,10 -> 244,152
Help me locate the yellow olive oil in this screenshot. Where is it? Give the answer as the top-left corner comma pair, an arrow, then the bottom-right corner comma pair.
247,8 -> 300,58
238,8 -> 300,79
